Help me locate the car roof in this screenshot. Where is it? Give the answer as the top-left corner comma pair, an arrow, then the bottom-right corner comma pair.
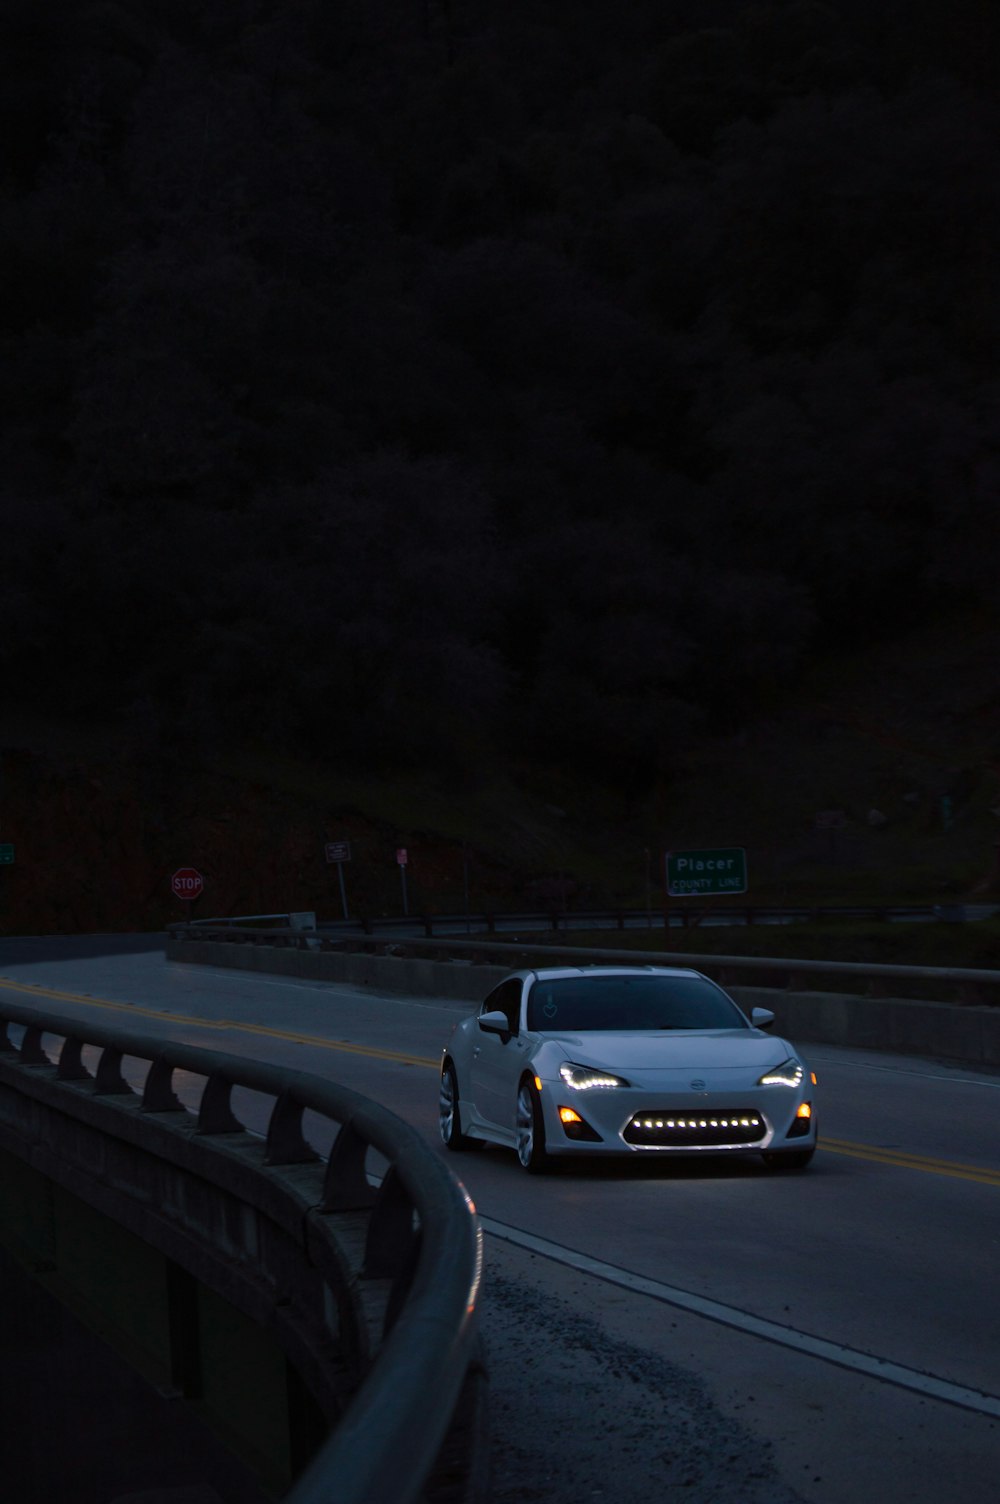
509,965 -> 707,983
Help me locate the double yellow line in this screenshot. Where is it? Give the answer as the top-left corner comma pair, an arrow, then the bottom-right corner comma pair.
3,976 -> 998,1186
823,1136 -> 1000,1188
0,975 -> 435,1070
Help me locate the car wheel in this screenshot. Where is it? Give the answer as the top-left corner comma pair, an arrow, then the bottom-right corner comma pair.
761,1148 -> 815,1170
515,1078 -> 548,1174
440,1063 -> 472,1151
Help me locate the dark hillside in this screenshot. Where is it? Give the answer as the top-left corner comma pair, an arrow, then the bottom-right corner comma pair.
2,1 -> 997,930
3,609 -> 999,935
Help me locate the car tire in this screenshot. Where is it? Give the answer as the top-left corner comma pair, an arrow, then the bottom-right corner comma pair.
515,1077 -> 549,1174
440,1063 -> 472,1151
761,1147 -> 815,1170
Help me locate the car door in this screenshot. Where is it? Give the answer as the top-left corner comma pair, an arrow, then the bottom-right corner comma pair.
469,978 -> 528,1133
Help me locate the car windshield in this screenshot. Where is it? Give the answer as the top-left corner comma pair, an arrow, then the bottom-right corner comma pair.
526,974 -> 747,1032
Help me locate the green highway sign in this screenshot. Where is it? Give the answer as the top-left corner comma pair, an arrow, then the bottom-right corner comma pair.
0,843 -> 14,865
666,846 -> 747,896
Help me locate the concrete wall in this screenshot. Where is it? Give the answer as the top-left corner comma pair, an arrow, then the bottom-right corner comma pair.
167,937 -> 510,1004
166,939 -> 1000,1069
0,1051 -> 371,1497
726,984 -> 1000,1068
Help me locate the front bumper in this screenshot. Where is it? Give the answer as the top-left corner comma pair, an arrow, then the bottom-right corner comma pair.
539,1083 -> 816,1156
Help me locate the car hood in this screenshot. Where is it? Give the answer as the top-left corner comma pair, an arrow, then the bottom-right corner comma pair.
542,1030 -> 789,1072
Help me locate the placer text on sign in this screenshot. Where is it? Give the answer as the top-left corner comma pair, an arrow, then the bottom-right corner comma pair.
674,856 -> 737,871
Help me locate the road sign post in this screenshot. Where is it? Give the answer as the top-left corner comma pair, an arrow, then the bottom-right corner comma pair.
0,844 -> 13,929
815,809 -> 846,862
665,847 -> 748,897
397,848 -> 409,916
325,841 -> 352,920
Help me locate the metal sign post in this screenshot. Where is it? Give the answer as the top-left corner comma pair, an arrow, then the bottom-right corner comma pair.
397,848 -> 409,916
463,842 -> 471,933
325,841 -> 352,920
815,809 -> 846,862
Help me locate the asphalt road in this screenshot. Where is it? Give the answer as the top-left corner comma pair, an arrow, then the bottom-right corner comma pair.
1,934 -> 998,1504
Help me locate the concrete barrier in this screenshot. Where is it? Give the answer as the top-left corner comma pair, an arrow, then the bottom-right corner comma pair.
167,937 -> 510,1003
0,998 -> 488,1504
166,938 -> 1000,1069
725,985 -> 1000,1067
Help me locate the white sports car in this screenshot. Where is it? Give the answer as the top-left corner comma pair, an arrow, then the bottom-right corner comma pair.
439,965 -> 817,1172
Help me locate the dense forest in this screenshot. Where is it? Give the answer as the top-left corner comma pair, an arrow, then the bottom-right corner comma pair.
3,0 -> 998,784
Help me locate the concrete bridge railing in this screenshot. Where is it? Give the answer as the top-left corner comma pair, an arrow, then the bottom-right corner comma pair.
0,997 -> 488,1504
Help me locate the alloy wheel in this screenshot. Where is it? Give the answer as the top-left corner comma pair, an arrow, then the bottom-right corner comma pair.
439,1068 -> 457,1146
516,1082 -> 535,1167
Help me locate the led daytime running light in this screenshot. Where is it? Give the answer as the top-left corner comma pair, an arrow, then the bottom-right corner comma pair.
757,1059 -> 804,1088
559,1062 -> 630,1090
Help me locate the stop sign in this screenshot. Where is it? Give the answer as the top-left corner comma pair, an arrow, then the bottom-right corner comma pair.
171,867 -> 204,901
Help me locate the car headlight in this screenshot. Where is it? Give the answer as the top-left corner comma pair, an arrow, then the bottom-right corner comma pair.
757,1058 -> 804,1088
559,1062 -> 631,1090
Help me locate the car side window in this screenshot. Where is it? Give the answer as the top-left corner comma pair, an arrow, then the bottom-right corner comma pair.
481,985 -> 503,1018
500,978 -> 523,1035
481,979 -> 522,1036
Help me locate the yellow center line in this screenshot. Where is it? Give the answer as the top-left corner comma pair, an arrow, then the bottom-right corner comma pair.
3,977 -> 998,1184
823,1136 -> 1000,1187
0,975 -> 438,1070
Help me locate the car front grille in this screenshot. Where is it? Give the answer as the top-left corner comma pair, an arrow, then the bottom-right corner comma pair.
623,1110 -> 766,1147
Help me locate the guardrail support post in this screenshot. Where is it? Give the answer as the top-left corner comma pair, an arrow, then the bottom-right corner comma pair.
142,1058 -> 185,1112
19,1025 -> 49,1064
197,1074 -> 245,1133
95,1046 -> 135,1095
364,1167 -> 417,1280
267,1092 -> 321,1166
322,1122 -> 377,1211
57,1036 -> 92,1082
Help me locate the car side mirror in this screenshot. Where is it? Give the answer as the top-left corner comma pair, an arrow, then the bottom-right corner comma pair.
479,1009 -> 511,1038
751,1007 -> 775,1030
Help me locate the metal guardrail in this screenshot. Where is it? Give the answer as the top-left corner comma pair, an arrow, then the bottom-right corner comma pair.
341,902 -> 986,931
168,923 -> 1000,1005
183,902 -> 996,937
0,997 -> 486,1504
